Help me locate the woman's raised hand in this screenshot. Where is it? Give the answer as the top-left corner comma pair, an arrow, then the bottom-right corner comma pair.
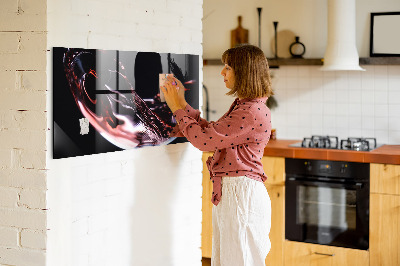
169,76 -> 187,108
161,76 -> 185,113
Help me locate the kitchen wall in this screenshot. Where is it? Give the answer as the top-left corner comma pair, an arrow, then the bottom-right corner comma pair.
203,0 -> 400,144
0,0 -> 203,265
271,65 -> 400,144
46,0 -> 203,265
203,0 -> 400,58
204,65 -> 400,144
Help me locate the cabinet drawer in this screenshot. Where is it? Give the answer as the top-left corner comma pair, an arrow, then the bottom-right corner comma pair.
284,241 -> 369,266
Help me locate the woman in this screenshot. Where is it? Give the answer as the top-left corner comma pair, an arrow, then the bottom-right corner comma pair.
161,44 -> 273,266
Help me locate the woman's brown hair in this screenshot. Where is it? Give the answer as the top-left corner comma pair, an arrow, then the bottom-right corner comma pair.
221,44 -> 273,99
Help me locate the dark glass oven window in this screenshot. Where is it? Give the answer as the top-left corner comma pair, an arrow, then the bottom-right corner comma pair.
297,186 -> 357,230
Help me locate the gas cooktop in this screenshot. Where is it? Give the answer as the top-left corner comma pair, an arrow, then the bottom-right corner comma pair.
289,135 -> 383,151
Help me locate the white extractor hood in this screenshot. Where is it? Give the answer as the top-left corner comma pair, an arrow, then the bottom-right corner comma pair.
320,0 -> 365,71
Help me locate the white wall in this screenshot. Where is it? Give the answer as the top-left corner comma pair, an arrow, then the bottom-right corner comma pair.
203,0 -> 400,145
0,0 -> 48,265
46,0 -> 203,266
203,0 -> 400,58
271,65 -> 400,144
204,65 -> 400,144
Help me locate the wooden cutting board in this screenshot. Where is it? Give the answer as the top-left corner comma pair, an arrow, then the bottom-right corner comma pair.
231,16 -> 249,48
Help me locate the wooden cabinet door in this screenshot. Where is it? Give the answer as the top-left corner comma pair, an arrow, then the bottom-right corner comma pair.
370,163 -> 400,195
201,152 -> 213,258
262,156 -> 285,186
264,184 -> 285,266
262,156 -> 285,265
284,241 -> 369,266
370,193 -> 400,266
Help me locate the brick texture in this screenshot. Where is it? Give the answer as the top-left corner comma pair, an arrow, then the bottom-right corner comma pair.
2,0 -> 203,265
0,208 -> 47,230
21,229 -> 47,250
0,247 -> 46,266
0,227 -> 19,247
0,0 -> 48,265
0,187 -> 19,208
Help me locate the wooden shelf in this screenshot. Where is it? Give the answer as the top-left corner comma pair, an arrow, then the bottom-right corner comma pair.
268,58 -> 323,67
203,57 -> 400,67
203,58 -> 323,67
359,57 -> 400,65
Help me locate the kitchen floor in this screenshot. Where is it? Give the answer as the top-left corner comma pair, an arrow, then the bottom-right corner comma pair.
202,257 -> 211,266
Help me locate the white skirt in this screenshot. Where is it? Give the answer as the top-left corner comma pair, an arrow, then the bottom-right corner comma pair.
212,176 -> 271,266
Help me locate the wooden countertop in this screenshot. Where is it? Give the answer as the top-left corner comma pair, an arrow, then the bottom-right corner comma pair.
263,139 -> 400,165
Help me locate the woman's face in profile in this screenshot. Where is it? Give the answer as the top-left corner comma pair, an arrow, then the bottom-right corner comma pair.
221,64 -> 235,89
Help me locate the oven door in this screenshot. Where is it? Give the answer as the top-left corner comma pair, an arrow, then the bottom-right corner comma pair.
285,177 -> 369,250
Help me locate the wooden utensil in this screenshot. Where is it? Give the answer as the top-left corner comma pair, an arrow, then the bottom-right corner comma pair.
231,16 -> 249,48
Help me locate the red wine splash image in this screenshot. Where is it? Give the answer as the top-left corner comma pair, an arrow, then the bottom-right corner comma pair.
62,48 -> 194,149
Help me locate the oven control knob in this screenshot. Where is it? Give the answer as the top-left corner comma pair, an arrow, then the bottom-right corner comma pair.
340,164 -> 347,174
304,161 -> 312,171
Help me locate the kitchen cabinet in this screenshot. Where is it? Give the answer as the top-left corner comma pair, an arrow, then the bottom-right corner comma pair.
370,163 -> 400,195
370,163 -> 400,266
201,154 -> 286,266
264,184 -> 284,265
284,241 -> 369,266
261,156 -> 285,186
370,193 -> 400,266
202,156 -> 400,265
261,156 -> 285,266
201,152 -> 213,258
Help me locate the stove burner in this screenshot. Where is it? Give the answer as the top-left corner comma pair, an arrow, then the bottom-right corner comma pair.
295,136 -> 378,151
301,135 -> 339,149
340,137 -> 377,151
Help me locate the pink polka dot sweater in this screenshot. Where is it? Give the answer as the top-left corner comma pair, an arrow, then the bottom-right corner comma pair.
172,97 -> 272,206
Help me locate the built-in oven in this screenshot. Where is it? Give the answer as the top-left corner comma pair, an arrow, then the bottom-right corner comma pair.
285,158 -> 369,250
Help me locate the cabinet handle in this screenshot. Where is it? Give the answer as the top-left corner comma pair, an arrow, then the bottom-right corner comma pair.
314,252 -> 335,257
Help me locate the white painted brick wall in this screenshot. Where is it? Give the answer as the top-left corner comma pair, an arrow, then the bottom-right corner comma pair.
0,169 -> 47,189
0,187 -> 19,208
0,32 -> 47,70
0,130 -> 46,150
21,229 -> 47,250
19,189 -> 47,209
46,1 -> 203,266
0,227 -> 19,247
0,91 -> 46,110
0,208 -> 46,230
0,32 -> 21,54
1,110 -> 47,130
0,0 -> 48,265
0,71 -> 16,91
0,0 -> 46,32
2,0 -> 203,264
0,247 -> 46,266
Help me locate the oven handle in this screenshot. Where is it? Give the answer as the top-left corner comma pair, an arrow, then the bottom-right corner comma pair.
286,177 -> 364,189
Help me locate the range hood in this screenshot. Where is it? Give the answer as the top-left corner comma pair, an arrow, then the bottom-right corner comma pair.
320,0 -> 365,71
